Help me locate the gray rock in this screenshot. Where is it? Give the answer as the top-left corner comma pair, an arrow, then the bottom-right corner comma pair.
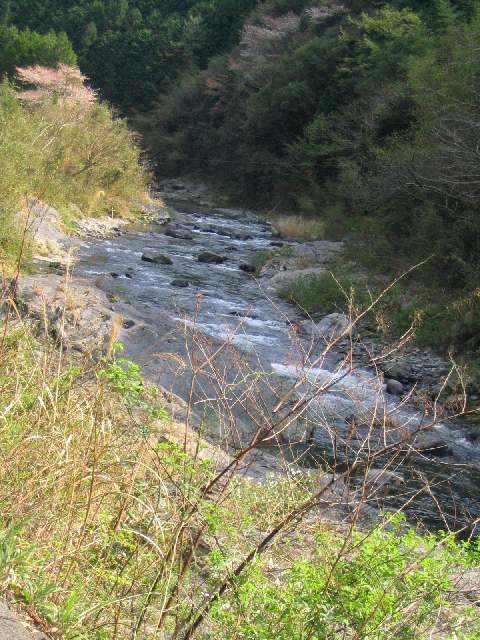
386,378 -> 404,395
141,252 -> 173,265
197,252 -> 227,264
314,313 -> 350,340
165,229 -> 193,241
382,360 -> 414,383
413,433 -> 452,457
16,275 -> 119,355
0,599 -> 47,639
74,216 -> 129,238
365,469 -> 404,495
171,279 -> 189,288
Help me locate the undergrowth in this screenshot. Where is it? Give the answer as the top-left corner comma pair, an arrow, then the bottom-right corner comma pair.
278,271 -> 367,317
0,311 -> 478,638
279,269 -> 480,355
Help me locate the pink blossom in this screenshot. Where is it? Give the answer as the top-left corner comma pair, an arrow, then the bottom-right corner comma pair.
16,64 -> 97,106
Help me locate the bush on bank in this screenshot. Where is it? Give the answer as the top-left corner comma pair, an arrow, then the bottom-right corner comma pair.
0,66 -> 149,266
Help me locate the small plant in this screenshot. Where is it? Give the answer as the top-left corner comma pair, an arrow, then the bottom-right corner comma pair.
100,344 -> 169,419
208,513 -> 480,640
249,245 -> 296,274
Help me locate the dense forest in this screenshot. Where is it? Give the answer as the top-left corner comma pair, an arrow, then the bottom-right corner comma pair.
4,0 -> 480,293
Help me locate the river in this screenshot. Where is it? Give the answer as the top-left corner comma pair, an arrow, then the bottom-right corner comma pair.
74,200 -> 480,535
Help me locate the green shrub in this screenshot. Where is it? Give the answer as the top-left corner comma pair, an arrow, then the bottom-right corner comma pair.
390,304 -> 450,350
209,514 -> 480,640
389,290 -> 480,352
249,245 -> 296,274
279,271 -> 366,316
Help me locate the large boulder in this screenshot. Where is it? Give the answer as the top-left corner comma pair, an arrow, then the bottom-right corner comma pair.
413,432 -> 452,457
382,360 -> 414,383
15,275 -> 119,355
20,199 -> 78,266
0,599 -> 47,639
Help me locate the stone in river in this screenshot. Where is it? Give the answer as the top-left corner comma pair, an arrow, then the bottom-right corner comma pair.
382,360 -> 414,383
270,241 -> 284,247
171,279 -> 189,288
165,229 -> 193,240
197,252 -> 227,264
365,469 -> 404,495
239,263 -> 256,274
413,433 -> 452,457
141,252 -> 173,265
122,319 -> 135,329
110,272 -> 120,278
386,378 -> 404,395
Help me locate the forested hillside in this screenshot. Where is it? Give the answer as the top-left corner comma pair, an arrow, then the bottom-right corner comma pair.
139,0 -> 480,290
0,0 -> 257,110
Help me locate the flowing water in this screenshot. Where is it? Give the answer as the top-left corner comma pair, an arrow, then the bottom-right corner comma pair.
74,201 -> 480,534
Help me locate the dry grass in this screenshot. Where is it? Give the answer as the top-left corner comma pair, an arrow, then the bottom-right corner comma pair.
272,215 -> 325,240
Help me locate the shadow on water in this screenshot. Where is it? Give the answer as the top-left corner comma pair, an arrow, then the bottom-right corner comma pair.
263,441 -> 480,536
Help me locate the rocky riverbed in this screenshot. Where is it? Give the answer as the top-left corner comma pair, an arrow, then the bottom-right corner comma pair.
10,187 -> 480,533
